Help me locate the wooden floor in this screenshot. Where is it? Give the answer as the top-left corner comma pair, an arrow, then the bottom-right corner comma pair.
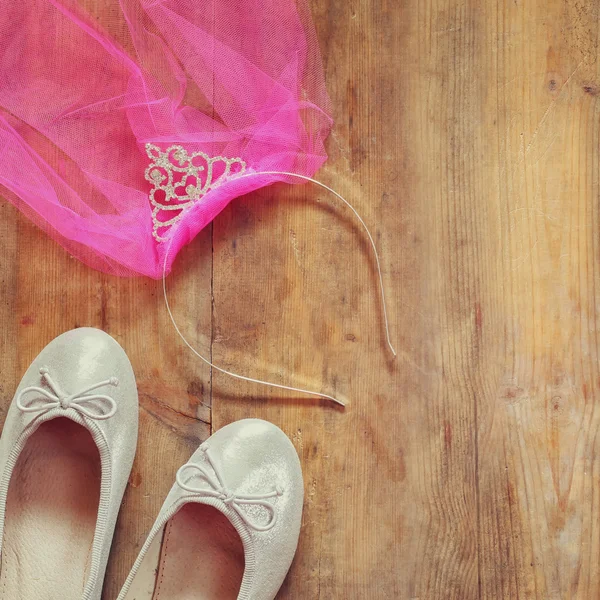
1,0 -> 600,598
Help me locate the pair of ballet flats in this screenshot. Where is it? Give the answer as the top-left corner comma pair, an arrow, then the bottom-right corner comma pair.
0,328 -> 303,600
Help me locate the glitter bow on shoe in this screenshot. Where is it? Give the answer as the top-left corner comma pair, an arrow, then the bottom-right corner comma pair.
176,446 -> 284,532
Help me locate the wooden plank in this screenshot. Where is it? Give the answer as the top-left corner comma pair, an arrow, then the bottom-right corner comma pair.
0,0 -> 213,594
475,2 -> 600,598
211,1 -> 410,597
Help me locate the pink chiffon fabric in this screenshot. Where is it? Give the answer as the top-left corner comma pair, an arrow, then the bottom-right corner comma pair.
0,0 -> 331,277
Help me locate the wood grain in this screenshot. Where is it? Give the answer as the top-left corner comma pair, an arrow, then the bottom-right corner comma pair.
1,0 -> 599,598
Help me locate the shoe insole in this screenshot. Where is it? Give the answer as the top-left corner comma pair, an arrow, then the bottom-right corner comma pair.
154,503 -> 245,600
125,503 -> 245,600
0,418 -> 100,600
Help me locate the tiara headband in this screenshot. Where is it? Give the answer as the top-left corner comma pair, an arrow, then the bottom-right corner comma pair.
0,0 -> 394,404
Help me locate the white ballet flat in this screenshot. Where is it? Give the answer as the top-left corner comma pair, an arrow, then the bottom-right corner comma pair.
0,328 -> 139,600
117,419 -> 303,600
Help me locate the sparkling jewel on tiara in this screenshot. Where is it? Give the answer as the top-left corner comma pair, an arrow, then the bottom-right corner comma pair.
145,143 -> 246,242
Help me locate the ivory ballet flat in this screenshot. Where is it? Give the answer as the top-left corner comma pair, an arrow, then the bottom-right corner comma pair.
0,328 -> 138,600
117,419 -> 303,600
